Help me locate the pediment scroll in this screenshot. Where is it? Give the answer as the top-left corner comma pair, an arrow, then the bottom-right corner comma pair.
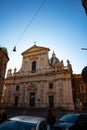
27,83 -> 37,91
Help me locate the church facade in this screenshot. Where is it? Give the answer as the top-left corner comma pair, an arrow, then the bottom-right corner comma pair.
2,45 -> 74,110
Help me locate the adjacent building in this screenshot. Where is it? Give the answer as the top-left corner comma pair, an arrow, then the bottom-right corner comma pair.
0,47 -> 9,104
81,0 -> 87,14
72,74 -> 87,110
2,45 -> 74,110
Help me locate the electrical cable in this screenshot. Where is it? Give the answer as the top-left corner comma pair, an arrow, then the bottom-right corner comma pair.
13,0 -> 46,52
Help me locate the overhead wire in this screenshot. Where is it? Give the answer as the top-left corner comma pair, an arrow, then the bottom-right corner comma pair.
13,0 -> 46,52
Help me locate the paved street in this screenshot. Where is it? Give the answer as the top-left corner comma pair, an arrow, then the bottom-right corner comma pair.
1,107 -> 86,119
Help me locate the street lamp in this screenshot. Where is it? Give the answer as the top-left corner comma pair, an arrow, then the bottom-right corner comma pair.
81,48 -> 87,50
81,0 -> 87,14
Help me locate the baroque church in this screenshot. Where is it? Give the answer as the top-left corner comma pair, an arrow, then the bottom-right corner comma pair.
2,45 -> 74,110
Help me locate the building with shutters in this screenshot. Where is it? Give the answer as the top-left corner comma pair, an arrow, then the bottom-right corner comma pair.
0,47 -> 9,104
72,74 -> 87,110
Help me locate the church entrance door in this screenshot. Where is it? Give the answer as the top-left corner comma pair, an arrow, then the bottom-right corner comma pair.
49,96 -> 54,107
29,92 -> 35,107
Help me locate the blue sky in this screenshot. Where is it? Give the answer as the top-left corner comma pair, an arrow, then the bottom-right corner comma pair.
0,0 -> 87,74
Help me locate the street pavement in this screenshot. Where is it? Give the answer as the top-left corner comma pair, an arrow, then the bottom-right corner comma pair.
1,107 -> 85,119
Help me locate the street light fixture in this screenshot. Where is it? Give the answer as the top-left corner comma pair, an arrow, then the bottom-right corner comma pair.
81,48 -> 87,50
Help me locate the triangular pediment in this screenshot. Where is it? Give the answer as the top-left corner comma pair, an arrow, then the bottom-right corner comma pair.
22,44 -> 50,56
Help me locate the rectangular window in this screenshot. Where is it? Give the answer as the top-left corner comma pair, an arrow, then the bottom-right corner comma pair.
80,84 -> 85,93
16,86 -> 19,91
49,83 -> 53,89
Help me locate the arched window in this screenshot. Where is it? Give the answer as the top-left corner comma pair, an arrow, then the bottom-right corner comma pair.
32,61 -> 36,72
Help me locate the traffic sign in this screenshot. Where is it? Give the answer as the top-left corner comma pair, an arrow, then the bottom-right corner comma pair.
82,66 -> 87,83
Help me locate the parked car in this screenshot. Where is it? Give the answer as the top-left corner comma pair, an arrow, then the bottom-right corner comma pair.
55,113 -> 87,130
0,115 -> 50,130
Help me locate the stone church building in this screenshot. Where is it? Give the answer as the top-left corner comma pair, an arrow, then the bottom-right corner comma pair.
2,45 -> 74,110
